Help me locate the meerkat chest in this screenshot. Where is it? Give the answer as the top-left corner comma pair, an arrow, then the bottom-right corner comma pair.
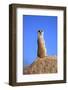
38,35 -> 45,45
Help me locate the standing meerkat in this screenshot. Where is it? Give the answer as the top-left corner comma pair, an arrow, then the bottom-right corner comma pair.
37,30 -> 47,58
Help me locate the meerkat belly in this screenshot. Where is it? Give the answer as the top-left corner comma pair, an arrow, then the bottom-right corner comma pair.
38,37 -> 47,58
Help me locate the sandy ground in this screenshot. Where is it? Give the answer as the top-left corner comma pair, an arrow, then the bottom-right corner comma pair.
23,56 -> 57,75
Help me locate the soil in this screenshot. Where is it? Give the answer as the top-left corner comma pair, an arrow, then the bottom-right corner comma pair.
23,56 -> 57,75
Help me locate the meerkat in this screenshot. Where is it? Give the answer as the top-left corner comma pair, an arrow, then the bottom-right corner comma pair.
37,30 -> 47,58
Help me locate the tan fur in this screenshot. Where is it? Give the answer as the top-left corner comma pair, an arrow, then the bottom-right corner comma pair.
37,31 -> 47,58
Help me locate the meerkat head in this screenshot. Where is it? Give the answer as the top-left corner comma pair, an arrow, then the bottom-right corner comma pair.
38,30 -> 44,38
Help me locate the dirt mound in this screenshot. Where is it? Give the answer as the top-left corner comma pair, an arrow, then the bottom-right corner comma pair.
23,56 -> 57,74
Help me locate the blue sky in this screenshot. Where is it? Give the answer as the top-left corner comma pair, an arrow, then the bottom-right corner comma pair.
23,15 -> 57,66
